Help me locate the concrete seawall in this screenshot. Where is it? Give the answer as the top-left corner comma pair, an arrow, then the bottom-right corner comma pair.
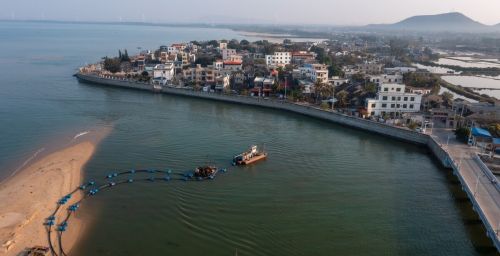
75,73 -> 499,251
76,73 -> 429,145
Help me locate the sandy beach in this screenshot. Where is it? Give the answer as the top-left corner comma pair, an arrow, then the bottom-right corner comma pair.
0,127 -> 110,255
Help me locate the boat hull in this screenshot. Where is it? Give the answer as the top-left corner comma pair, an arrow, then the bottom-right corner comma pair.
235,153 -> 267,165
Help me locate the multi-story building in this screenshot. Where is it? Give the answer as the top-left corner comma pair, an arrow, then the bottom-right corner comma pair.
183,64 -> 215,85
215,74 -> 230,92
357,62 -> 383,74
222,49 -> 237,60
265,52 -> 291,67
300,64 -> 329,84
223,60 -> 243,72
369,74 -> 403,85
213,60 -> 224,70
168,43 -> 186,55
153,62 -> 175,85
291,51 -> 316,65
365,83 -> 422,117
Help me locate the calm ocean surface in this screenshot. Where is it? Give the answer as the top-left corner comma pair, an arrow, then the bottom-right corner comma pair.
0,21 -> 496,255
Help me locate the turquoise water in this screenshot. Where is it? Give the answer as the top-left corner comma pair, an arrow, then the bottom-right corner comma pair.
0,21 -> 497,255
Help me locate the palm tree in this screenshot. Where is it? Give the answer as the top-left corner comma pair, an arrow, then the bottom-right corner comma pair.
313,81 -> 332,103
336,90 -> 349,108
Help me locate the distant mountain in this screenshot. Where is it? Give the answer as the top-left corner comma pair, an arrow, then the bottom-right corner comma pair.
367,12 -> 497,33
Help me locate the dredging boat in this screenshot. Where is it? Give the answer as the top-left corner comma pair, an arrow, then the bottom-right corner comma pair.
232,145 -> 267,166
184,165 -> 226,181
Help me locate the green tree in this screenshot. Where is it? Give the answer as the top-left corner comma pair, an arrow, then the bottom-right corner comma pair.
336,90 -> 349,108
440,91 -> 454,107
364,82 -> 377,94
103,57 -> 121,73
455,127 -> 470,143
328,64 -> 344,77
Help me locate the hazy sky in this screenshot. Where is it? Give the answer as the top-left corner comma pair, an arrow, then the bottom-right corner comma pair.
2,0 -> 500,26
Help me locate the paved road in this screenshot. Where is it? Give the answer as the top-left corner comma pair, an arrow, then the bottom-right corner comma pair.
432,129 -> 500,248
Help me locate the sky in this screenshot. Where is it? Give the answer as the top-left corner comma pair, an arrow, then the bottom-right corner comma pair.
2,0 -> 500,26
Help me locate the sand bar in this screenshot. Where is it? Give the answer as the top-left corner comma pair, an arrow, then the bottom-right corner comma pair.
0,127 -> 110,255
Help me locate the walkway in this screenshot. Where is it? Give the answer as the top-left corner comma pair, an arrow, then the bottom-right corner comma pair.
432,129 -> 500,250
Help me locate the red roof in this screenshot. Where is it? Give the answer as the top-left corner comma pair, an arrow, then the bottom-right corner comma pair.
224,61 -> 242,65
292,52 -> 314,57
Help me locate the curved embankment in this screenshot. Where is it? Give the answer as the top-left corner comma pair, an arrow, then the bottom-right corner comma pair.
0,127 -> 111,256
76,73 -> 429,145
76,73 -> 500,251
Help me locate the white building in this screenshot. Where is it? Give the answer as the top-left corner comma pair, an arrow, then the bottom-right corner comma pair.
369,74 -> 403,85
384,67 -> 417,74
330,76 -> 349,86
265,52 -> 291,67
215,74 -> 230,91
219,42 -> 228,50
153,63 -> 175,85
365,83 -> 422,117
213,60 -> 224,70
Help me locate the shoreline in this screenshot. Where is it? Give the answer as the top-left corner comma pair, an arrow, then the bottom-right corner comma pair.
74,73 -> 500,250
0,126 -> 111,255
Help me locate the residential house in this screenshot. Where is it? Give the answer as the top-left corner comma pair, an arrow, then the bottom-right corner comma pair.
223,60 -> 243,72
215,74 -> 230,92
330,76 -> 349,86
357,62 -> 383,74
291,51 -> 316,65
265,52 -> 291,67
252,77 -> 275,97
369,74 -> 403,85
153,62 -> 175,85
222,49 -> 237,60
300,64 -> 329,84
183,64 -> 215,85
365,83 -> 423,117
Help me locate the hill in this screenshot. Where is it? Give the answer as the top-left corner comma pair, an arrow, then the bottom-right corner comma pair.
367,12 -> 493,33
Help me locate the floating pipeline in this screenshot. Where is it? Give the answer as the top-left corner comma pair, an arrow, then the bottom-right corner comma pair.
44,167 -> 230,256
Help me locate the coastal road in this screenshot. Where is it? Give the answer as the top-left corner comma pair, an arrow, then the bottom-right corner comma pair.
432,129 -> 500,248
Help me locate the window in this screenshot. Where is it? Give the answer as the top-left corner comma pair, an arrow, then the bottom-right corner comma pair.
410,104 -> 414,109
384,88 -> 388,92
396,88 -> 401,92
397,104 -> 400,108
371,104 -> 376,108
403,104 -> 407,109
382,96 -> 388,101
392,97 -> 396,101
404,97 -> 408,101
382,104 -> 387,108
397,97 -> 401,101
410,97 -> 415,101
391,104 -> 395,108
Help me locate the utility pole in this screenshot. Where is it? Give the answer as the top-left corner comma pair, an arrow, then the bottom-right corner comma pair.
331,83 -> 335,111
284,76 -> 287,102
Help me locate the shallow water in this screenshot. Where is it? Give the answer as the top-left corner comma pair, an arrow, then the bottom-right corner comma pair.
442,76 -> 500,99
